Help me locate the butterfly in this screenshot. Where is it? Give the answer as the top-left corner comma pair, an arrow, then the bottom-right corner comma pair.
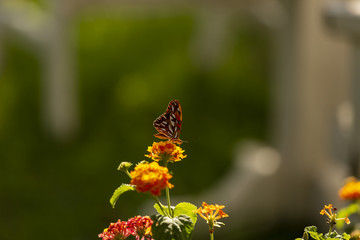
153,99 -> 183,144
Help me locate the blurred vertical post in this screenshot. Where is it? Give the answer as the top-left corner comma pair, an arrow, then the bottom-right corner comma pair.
190,6 -> 232,70
351,42 -> 360,176
271,0 -> 351,220
325,0 -> 360,177
43,0 -> 78,140
0,21 -> 3,75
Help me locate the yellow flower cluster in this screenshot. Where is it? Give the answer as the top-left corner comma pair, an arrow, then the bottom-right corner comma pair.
130,162 -> 174,196
339,177 -> 360,200
194,202 -> 228,233
145,141 -> 187,162
320,204 -> 350,225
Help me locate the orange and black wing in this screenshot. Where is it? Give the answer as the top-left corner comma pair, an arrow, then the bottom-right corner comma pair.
153,99 -> 182,143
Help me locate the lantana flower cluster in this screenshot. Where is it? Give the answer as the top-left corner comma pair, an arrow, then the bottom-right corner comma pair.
124,141 -> 187,196
145,141 -> 187,162
338,177 -> 360,200
98,216 -> 153,240
320,204 -> 350,225
130,161 -> 174,196
194,202 -> 229,233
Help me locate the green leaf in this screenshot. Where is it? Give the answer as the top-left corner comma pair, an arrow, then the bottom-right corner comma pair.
308,232 -> 324,240
299,225 -> 349,240
326,230 -> 346,240
173,202 -> 198,225
303,226 -> 324,240
304,226 -> 318,233
337,203 -> 359,229
110,184 -> 135,208
302,231 -> 309,240
151,214 -> 194,240
342,232 -> 350,240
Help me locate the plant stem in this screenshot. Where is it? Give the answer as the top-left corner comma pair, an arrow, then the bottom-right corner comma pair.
152,195 -> 170,217
328,223 -> 334,236
166,186 -> 172,217
210,232 -> 214,240
125,170 -> 132,179
164,162 -> 173,217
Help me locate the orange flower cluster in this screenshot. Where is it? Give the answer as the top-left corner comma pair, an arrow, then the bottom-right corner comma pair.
339,177 -> 360,200
320,204 -> 350,225
130,162 -> 174,196
194,202 -> 228,233
98,216 -> 153,240
145,141 -> 186,162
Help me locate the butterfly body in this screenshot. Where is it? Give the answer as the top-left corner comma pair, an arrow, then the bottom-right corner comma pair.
153,99 -> 183,144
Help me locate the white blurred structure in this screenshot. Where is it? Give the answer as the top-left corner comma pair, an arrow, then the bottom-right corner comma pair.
0,0 -> 78,140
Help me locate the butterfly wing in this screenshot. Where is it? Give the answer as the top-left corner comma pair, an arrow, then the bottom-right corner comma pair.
168,99 -> 182,139
153,111 -> 173,139
153,99 -> 182,143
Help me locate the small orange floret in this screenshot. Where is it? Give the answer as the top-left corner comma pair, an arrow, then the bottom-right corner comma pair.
217,210 -> 229,219
320,204 -> 334,219
345,215 -> 351,225
130,162 -> 173,196
145,141 -> 186,162
325,204 -> 333,210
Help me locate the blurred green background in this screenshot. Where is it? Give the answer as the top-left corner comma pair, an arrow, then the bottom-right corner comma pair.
0,2 -> 273,240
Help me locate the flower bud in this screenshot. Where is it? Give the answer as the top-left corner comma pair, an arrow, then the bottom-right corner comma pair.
117,162 -> 132,171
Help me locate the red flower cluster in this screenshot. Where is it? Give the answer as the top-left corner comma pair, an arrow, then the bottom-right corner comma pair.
127,216 -> 153,240
98,220 -> 130,240
99,216 -> 153,240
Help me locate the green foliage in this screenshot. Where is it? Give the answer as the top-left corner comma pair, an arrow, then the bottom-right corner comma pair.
151,214 -> 194,240
154,202 -> 197,225
110,184 -> 135,208
173,202 -> 197,225
337,203 -> 359,229
296,226 -> 350,240
154,203 -> 173,216
151,203 -> 197,239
